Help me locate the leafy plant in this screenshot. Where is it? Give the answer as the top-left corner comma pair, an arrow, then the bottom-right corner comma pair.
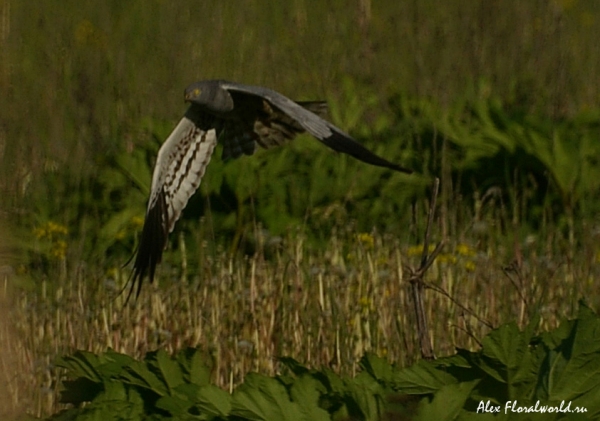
48,302 -> 600,420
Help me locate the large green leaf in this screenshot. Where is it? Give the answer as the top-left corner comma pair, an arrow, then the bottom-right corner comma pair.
474,321 -> 538,399
150,349 -> 186,391
120,359 -> 169,396
155,394 -> 194,418
289,375 -> 330,421
195,384 -> 233,419
535,304 -> 600,418
51,304 -> 600,421
344,371 -> 389,421
359,353 -> 396,384
175,347 -> 212,386
231,373 -> 306,421
393,359 -> 458,394
416,380 -> 479,421
57,351 -> 104,382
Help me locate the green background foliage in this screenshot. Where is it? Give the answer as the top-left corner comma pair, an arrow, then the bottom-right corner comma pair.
2,1 -> 600,263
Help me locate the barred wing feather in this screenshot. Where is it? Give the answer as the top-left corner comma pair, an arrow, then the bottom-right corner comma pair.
127,115 -> 217,302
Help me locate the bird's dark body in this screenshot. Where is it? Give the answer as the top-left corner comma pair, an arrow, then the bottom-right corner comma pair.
185,81 -> 332,159
125,80 -> 412,303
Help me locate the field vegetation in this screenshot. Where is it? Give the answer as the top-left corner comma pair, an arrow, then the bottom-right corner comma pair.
1,0 -> 600,419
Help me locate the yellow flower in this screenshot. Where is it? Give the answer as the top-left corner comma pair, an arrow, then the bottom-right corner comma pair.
51,240 -> 68,260
106,267 -> 119,278
437,254 -> 457,264
356,233 -> 374,249
34,221 -> 68,239
33,226 -> 47,239
407,244 -> 435,256
465,261 -> 476,272
48,221 -> 68,235
131,215 -> 145,229
34,221 -> 69,260
456,243 -> 476,257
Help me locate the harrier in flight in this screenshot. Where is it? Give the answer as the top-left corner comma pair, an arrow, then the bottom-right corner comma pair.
126,80 -> 412,302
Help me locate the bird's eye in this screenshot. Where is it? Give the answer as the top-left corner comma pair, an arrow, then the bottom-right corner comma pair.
193,88 -> 201,97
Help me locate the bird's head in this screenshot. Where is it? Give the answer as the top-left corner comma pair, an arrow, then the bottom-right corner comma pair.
184,80 -> 235,114
184,85 -> 202,102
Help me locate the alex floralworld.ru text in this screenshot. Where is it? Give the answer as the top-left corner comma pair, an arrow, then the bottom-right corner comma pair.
477,400 -> 586,415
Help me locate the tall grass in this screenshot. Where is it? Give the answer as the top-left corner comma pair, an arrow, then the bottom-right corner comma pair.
5,170 -> 600,419
5,211 -> 600,417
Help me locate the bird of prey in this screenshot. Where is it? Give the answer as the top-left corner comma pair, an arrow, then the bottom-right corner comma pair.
126,80 -> 412,302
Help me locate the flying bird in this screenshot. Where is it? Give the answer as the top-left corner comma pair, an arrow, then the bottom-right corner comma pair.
126,80 -> 412,302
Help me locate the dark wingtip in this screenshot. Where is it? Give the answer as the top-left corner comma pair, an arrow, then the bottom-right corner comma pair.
320,130 -> 413,174
123,191 -> 168,305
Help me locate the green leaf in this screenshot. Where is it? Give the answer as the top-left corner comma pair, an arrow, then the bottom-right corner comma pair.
289,375 -> 329,421
231,373 -> 305,421
456,410 -> 502,421
345,371 -> 388,421
535,303 -> 600,418
155,394 -> 193,417
359,353 -> 395,385
416,380 -> 479,421
96,354 -> 137,384
195,384 -> 232,418
474,321 -> 538,399
393,360 -> 458,394
176,347 -> 212,386
317,369 -> 347,396
57,351 -> 103,382
151,349 -> 185,391
120,359 -> 168,396
95,380 -> 128,402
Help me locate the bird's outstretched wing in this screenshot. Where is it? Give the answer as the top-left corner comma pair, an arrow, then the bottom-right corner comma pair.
127,80 -> 412,302
126,108 -> 217,303
220,100 -> 328,160
219,81 -> 413,174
